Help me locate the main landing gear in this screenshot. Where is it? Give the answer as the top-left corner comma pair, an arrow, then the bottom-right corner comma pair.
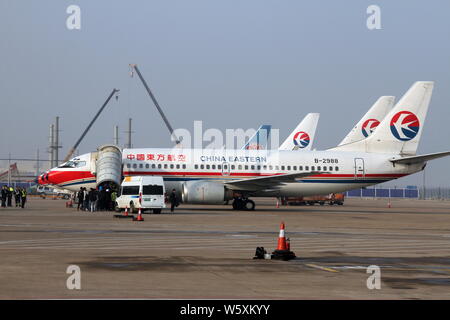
232,197 -> 255,211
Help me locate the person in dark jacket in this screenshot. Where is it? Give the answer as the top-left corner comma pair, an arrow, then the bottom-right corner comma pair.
169,189 -> 179,213
7,186 -> 13,207
1,186 -> 7,208
14,187 -> 21,207
77,187 -> 84,211
88,188 -> 98,212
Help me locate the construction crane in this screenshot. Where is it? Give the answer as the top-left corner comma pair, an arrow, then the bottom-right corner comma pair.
129,64 -> 181,145
62,88 -> 120,163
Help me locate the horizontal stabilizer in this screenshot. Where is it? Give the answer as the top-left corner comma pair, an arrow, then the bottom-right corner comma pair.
390,151 -> 450,165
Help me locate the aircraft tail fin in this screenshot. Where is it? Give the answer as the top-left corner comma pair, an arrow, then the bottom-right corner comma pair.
338,96 -> 395,146
279,113 -> 320,151
330,81 -> 434,155
242,125 -> 271,150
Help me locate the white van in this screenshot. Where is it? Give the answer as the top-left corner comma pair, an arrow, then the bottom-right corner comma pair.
116,176 -> 166,214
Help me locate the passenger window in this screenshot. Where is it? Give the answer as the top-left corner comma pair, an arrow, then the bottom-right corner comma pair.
238,165 -> 242,170
317,166 -> 321,171
311,166 -> 315,171
335,166 -> 339,171
158,164 -> 162,169
127,164 -> 131,168
212,165 -> 216,170
263,165 -> 267,170
152,164 -> 156,169
275,166 -> 279,170
182,164 -> 186,169
269,165 -> 273,170
231,165 -> 235,170
287,166 -> 291,170
164,164 -> 168,169
223,165 -> 228,170
257,165 -> 261,170
281,166 -> 285,171
217,165 -> 222,169
251,165 -> 255,170
293,166 -> 297,171
194,164 -> 198,169
200,164 -> 204,169
206,165 -> 210,169
245,165 -> 248,170
329,166 -> 333,171
176,164 -> 180,169
132,164 -> 137,169
145,164 -> 149,169
170,164 -> 174,169
305,166 -> 309,171
139,164 -> 143,168
299,166 -> 303,171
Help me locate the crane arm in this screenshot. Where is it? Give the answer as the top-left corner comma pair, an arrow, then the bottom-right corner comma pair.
130,64 -> 180,145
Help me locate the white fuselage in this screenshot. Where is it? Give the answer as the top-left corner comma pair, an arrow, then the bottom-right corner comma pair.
120,148 -> 422,197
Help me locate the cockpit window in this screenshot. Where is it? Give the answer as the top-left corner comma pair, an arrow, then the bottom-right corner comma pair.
58,161 -> 86,168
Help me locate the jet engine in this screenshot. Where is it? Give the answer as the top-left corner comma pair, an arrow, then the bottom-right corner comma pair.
182,181 -> 233,204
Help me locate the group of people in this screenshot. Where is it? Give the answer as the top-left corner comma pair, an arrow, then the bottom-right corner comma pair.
76,185 -> 117,212
1,185 -> 27,208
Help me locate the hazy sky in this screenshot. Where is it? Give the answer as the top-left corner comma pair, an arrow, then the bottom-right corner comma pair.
1,1 -> 449,187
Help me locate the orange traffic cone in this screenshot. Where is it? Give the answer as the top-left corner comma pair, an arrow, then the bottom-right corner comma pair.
135,207 -> 144,221
124,205 -> 129,216
388,200 -> 391,208
276,199 -> 280,208
271,221 -> 296,260
276,222 -> 287,250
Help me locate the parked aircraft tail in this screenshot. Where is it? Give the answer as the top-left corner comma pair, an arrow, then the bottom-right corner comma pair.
338,96 -> 395,146
279,113 -> 320,151
331,81 -> 434,155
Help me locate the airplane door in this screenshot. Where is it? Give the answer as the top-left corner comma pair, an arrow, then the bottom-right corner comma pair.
221,162 -> 230,176
354,158 -> 365,179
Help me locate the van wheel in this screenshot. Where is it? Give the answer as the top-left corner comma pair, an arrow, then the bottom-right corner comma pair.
153,209 -> 162,214
130,203 -> 136,213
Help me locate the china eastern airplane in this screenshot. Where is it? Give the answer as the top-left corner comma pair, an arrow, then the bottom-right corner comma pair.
279,113 -> 320,151
338,95 -> 395,146
39,81 -> 450,210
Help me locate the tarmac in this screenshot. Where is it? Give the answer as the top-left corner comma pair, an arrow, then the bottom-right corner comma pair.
0,197 -> 449,299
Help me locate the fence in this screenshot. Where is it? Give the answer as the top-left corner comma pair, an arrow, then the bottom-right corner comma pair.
346,187 -> 450,200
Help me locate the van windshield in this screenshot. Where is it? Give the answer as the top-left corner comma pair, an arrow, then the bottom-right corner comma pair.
143,185 -> 164,195
121,186 -> 140,195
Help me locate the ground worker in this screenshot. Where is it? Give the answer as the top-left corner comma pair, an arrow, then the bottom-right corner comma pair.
14,187 -> 21,207
1,186 -> 7,208
20,188 -> 27,208
169,189 -> 179,213
111,190 -> 117,211
88,188 -> 98,212
77,187 -> 84,211
7,186 -> 13,207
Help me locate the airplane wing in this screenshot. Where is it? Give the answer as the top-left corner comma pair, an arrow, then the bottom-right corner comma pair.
225,171 -> 321,191
389,151 -> 450,165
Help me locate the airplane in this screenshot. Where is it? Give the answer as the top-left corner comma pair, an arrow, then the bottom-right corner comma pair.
338,96 -> 395,146
279,113 -> 320,151
38,81 -> 450,211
